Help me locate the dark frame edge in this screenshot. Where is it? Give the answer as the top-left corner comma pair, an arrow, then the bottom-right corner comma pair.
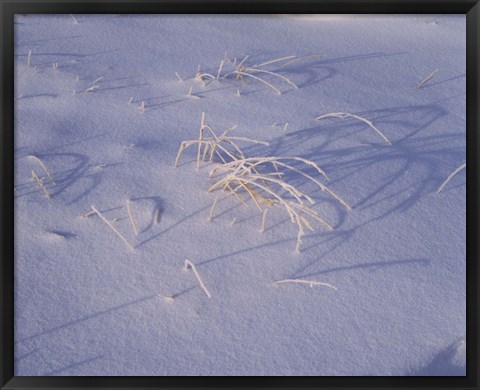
466,2 -> 480,390
0,0 -> 15,389
0,0 -> 476,14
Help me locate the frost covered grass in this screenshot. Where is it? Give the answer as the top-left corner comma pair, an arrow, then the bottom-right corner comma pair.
175,71 -> 184,82
315,112 -> 392,144
260,208 -> 268,233
175,113 -> 351,252
84,85 -> 99,93
70,14 -> 79,24
436,163 -> 466,194
174,112 -> 269,169
126,199 -> 139,235
273,278 -> 337,290
193,53 -> 320,94
31,170 -> 51,199
90,205 -> 135,251
27,49 -> 32,68
13,14 -> 466,377
28,155 -> 56,185
184,259 -> 212,299
417,69 -> 439,89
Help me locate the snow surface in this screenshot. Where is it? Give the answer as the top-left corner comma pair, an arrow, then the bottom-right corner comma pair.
14,14 -> 466,376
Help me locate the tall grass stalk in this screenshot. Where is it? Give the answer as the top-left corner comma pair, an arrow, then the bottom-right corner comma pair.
316,112 -> 391,145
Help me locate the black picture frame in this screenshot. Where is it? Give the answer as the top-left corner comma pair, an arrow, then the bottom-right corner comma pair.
1,1 -> 478,389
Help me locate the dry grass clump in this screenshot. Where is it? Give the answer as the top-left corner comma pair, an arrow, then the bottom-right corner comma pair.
175,112 -> 269,170
29,155 -> 57,200
175,113 -> 351,252
208,156 -> 351,252
193,53 -> 320,95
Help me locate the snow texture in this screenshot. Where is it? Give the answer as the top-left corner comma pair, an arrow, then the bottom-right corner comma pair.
14,14 -> 465,376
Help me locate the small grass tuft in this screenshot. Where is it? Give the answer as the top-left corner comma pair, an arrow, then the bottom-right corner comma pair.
28,155 -> 56,185
32,170 -> 51,199
175,114 -> 351,252
192,53 -> 319,94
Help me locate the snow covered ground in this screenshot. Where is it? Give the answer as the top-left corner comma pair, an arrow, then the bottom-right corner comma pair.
14,14 -> 466,376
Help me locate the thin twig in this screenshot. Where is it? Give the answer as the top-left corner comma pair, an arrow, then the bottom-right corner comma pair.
208,194 -> 219,222
251,55 -> 296,69
175,72 -> 184,82
417,69 -> 439,89
84,85 -> 99,93
244,67 -> 298,89
295,229 -> 303,253
82,209 -> 96,218
260,208 -> 268,233
278,53 -> 322,69
187,86 -> 200,99
232,71 -> 282,95
316,112 -> 391,145
32,170 -> 50,199
28,155 -> 56,185
273,279 -> 337,290
126,199 -> 139,235
184,259 -> 212,299
436,162 -> 466,193
90,205 -> 135,250
216,58 -> 226,80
